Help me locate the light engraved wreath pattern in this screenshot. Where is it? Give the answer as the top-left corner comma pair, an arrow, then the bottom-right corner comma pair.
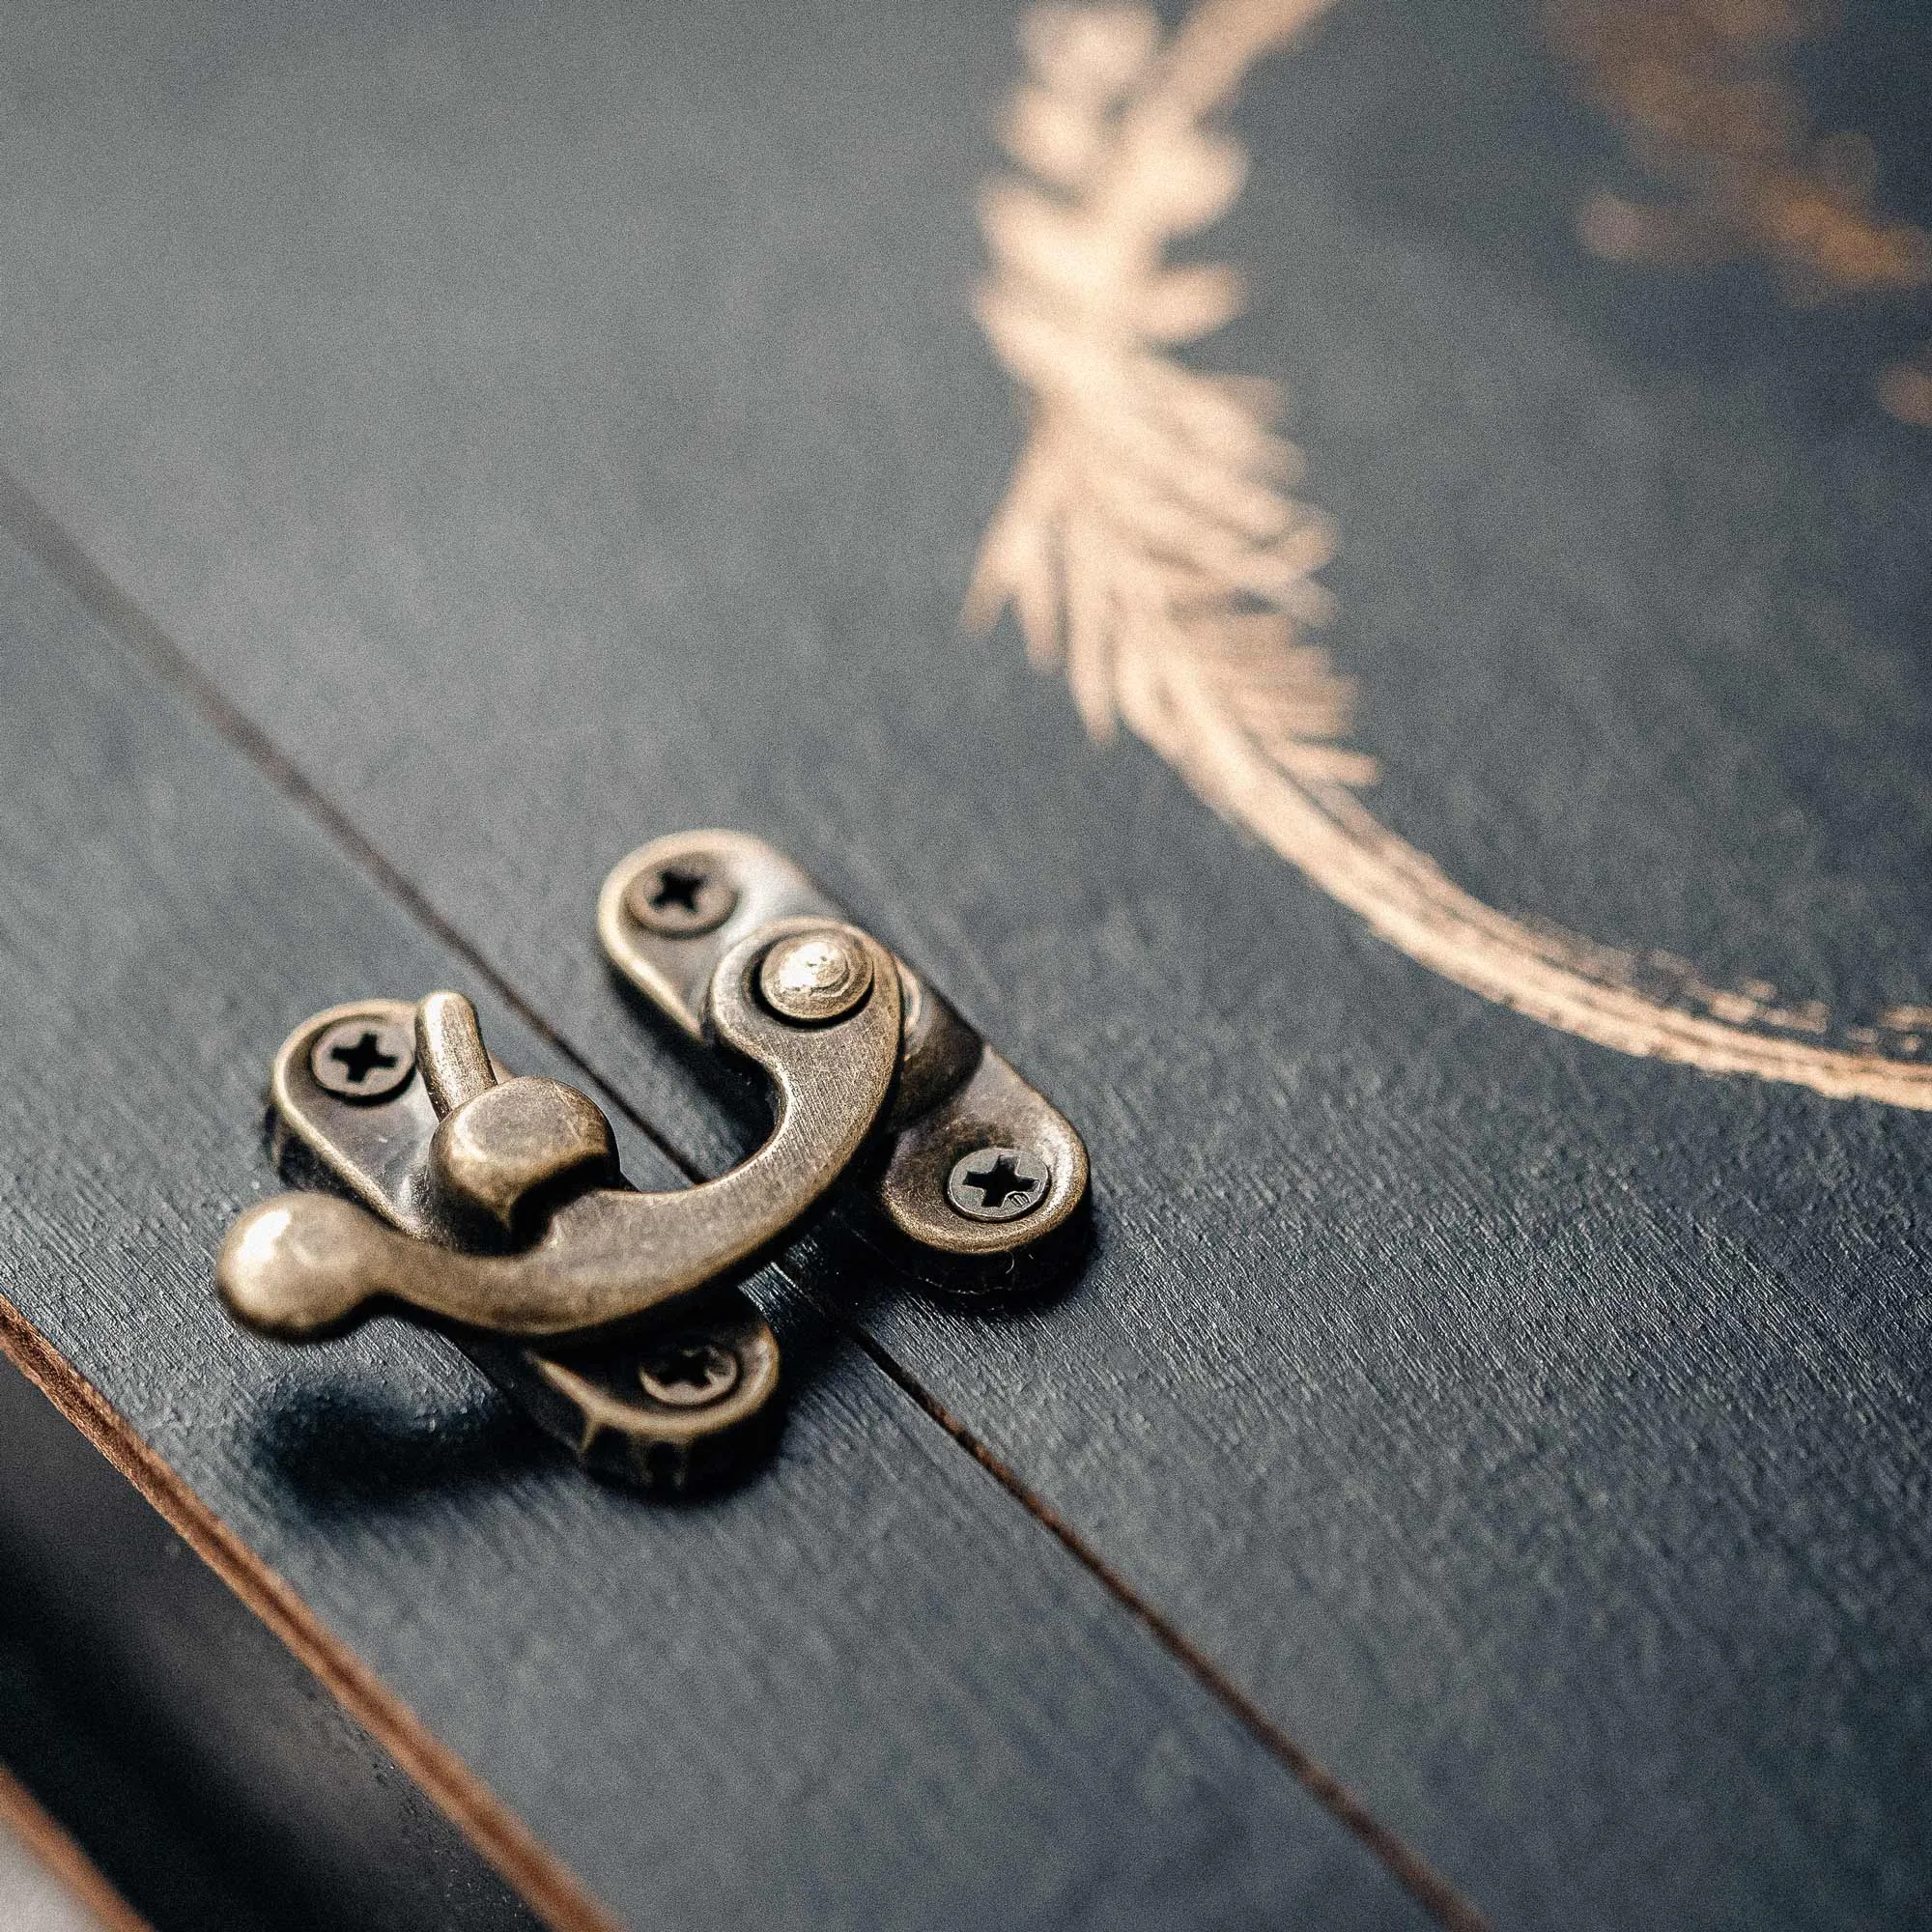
965,0 -> 1932,1108
1541,0 -> 1932,426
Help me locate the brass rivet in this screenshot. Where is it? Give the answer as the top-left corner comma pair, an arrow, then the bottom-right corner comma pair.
758,927 -> 874,1025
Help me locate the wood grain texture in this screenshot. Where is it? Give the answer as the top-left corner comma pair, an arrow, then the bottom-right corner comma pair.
0,526 -> 1427,1928
0,0 -> 1928,1924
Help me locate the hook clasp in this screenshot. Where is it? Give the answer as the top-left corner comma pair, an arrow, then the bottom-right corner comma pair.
217,832 -> 1088,1491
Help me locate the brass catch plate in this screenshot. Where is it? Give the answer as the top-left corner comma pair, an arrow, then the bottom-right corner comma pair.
598,831 -> 1090,1268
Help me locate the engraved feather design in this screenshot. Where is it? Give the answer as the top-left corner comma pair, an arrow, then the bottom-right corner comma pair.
963,0 -> 1371,793
967,0 -> 1932,1107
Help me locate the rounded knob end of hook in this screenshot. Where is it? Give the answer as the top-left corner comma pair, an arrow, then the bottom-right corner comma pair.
216,1194 -> 386,1339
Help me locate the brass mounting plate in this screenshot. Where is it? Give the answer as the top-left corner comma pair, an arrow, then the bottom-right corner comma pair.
598,831 -> 1090,1267
264,1000 -> 781,1492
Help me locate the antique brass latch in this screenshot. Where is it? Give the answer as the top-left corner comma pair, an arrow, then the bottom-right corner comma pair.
218,832 -> 1087,1489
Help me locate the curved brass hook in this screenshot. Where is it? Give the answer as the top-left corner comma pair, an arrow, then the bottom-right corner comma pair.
217,921 -> 900,1341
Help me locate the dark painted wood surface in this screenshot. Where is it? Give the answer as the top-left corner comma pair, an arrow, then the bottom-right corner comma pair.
0,527 -> 1427,1929
0,0 -> 1929,1925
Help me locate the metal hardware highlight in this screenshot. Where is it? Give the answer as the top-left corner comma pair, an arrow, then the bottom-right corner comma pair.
223,995 -> 787,1490
216,831 -> 1088,1491
598,831 -> 1088,1265
223,932 -> 899,1341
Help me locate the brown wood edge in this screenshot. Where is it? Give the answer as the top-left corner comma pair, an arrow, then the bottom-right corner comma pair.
0,1293 -> 621,1932
0,1757 -> 154,1932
